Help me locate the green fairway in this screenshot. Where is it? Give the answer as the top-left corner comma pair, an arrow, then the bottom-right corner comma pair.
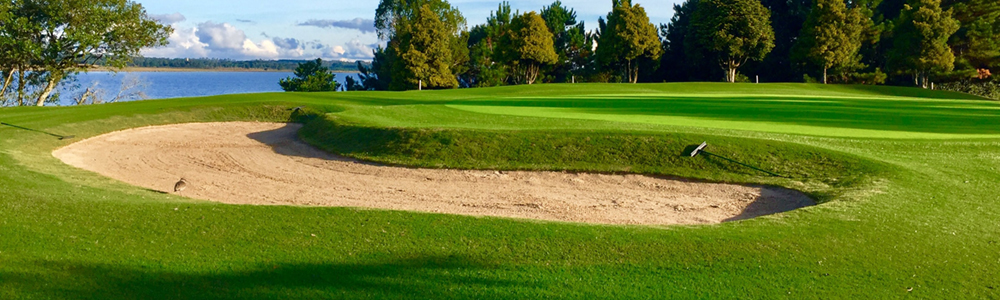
1,83 -> 998,298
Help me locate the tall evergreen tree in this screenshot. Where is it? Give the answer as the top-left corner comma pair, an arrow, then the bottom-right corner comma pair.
506,12 -> 558,85
392,4 -> 458,90
540,1 -> 590,83
373,0 -> 465,90
888,0 -> 959,88
793,0 -> 867,83
690,0 -> 776,83
596,0 -> 662,83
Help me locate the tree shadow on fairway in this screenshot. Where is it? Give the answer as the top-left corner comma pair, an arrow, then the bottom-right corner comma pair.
3,255 -> 525,299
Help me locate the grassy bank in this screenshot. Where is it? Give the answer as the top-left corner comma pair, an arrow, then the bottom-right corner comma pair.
1,83 -> 998,298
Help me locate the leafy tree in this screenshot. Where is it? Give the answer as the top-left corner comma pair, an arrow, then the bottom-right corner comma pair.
374,0 -> 464,90
506,12 -> 558,85
279,59 -> 340,92
944,0 -> 1000,72
391,4 -> 458,90
793,0 -> 867,83
375,0 -> 465,41
596,0 -> 662,83
2,0 -> 170,106
690,0 -> 775,83
888,0 -> 959,88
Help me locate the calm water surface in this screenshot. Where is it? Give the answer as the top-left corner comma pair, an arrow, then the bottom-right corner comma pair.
60,71 -> 359,105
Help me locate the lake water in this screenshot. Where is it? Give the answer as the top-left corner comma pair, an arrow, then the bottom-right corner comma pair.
59,71 -> 360,106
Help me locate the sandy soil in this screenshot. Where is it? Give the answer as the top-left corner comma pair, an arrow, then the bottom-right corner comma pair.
52,122 -> 814,225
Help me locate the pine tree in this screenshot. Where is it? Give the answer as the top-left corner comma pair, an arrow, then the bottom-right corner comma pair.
889,0 -> 959,88
596,0 -> 662,83
507,12 -> 558,85
392,4 -> 458,90
793,0 -> 867,84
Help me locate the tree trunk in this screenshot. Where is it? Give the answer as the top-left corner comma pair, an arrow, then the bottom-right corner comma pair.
36,73 -> 62,106
17,71 -> 26,106
627,60 -> 639,84
0,69 -> 14,99
631,61 -> 639,84
526,63 -> 538,85
823,68 -> 828,84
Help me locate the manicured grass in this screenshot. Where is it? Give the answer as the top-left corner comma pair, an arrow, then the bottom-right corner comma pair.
1,83 -> 998,299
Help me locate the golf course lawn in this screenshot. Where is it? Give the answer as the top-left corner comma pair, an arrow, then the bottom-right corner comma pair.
1,82 -> 998,298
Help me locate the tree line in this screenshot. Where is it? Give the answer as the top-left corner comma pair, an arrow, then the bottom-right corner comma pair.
343,0 -> 997,91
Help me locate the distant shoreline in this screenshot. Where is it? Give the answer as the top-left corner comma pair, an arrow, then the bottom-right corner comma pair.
90,67 -> 358,73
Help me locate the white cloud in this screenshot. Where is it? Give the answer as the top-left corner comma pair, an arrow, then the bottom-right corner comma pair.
144,21 -> 317,60
149,12 -> 186,24
141,27 -> 209,58
298,18 -> 376,33
196,22 -> 246,52
142,20 -> 375,61
322,39 -> 375,61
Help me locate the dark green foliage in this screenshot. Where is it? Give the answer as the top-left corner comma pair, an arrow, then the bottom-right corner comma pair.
279,59 -> 340,92
938,77 -> 1000,99
660,0 -> 721,82
754,0 -> 813,82
944,0 -> 1000,72
888,0 -> 960,88
690,0 -> 776,83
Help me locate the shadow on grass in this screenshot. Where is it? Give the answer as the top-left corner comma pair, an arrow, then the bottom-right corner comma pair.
245,124 -> 385,168
3,255 -> 523,299
724,187 -> 816,222
461,96 -> 1000,134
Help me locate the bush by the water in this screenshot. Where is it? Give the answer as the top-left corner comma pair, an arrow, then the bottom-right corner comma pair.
938,78 -> 1000,100
279,58 -> 340,92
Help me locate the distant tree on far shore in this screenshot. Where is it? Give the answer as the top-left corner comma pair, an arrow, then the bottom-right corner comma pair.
279,59 -> 340,92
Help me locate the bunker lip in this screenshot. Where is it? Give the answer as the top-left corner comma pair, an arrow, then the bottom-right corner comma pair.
52,122 -> 815,226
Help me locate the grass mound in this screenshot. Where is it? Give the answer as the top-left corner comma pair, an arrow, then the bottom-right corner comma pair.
299,112 -> 885,203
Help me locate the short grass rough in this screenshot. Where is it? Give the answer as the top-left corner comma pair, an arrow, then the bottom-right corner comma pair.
1,82 -> 998,299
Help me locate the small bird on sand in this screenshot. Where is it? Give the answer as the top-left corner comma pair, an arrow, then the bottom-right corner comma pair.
174,178 -> 188,193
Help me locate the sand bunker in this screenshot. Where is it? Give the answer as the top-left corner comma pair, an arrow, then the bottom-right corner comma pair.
53,122 -> 814,225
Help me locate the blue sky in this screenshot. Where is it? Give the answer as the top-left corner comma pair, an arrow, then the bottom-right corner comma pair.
137,0 -> 678,61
